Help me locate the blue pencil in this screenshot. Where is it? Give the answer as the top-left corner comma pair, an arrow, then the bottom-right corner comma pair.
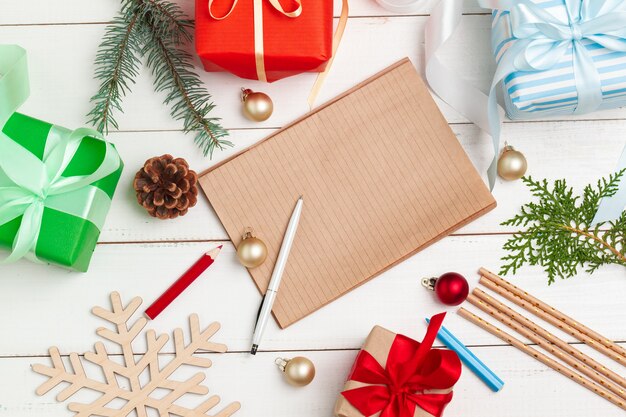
426,318 -> 504,392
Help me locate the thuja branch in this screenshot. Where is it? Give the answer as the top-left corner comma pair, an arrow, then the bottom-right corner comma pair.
89,0 -> 231,156
560,225 -> 626,263
500,170 -> 626,284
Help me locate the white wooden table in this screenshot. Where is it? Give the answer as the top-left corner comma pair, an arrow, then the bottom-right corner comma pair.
1,1 -> 625,416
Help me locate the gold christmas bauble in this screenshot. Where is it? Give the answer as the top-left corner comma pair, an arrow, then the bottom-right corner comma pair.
241,88 -> 273,122
276,357 -> 316,387
237,232 -> 267,268
497,145 -> 527,181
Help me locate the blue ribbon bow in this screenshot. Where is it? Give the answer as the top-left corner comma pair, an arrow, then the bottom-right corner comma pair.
501,0 -> 626,114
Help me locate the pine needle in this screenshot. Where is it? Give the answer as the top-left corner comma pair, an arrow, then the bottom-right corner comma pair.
88,0 -> 231,156
500,169 -> 626,283
134,0 -> 192,42
88,8 -> 143,133
143,18 -> 232,157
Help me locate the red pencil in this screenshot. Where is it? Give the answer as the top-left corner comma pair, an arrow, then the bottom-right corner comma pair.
144,245 -> 223,320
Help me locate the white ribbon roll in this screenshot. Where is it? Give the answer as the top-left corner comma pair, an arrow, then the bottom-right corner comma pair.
375,0 -> 422,13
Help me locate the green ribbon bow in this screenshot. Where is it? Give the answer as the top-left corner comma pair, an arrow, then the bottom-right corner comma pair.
0,45 -> 122,264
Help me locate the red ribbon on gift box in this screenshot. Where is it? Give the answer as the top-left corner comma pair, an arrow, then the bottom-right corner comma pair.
342,313 -> 461,417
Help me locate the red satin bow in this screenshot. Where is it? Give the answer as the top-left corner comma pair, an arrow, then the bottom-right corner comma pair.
342,313 -> 461,417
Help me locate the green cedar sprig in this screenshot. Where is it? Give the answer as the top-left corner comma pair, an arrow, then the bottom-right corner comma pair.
88,0 -> 231,156
500,170 -> 626,283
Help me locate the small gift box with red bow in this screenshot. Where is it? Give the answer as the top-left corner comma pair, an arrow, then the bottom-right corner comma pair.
195,0 -> 333,82
334,313 -> 461,417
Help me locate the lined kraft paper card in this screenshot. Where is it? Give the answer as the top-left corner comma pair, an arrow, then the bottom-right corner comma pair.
199,58 -> 496,328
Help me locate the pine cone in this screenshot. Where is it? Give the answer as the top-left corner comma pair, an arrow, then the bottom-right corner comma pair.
133,154 -> 198,220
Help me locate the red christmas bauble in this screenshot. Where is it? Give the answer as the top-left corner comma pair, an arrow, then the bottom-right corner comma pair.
434,272 -> 469,306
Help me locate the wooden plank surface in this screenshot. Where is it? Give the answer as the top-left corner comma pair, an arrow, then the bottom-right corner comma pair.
2,347 -> 624,417
2,1 -> 626,416
0,0 -> 488,25
1,238 -> 624,356
94,121 -> 626,243
3,15 -> 626,134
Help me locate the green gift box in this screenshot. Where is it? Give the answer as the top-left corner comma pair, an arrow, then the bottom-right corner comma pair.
0,112 -> 124,271
0,45 -> 123,271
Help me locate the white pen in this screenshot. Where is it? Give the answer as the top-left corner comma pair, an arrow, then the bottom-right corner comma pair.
250,196 -> 303,355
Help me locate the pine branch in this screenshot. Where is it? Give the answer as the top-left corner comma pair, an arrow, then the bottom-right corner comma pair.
131,0 -> 192,42
500,170 -> 626,283
142,17 -> 232,156
88,8 -> 144,133
88,0 -> 231,156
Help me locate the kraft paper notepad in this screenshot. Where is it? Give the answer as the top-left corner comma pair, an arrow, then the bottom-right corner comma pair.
199,58 -> 496,328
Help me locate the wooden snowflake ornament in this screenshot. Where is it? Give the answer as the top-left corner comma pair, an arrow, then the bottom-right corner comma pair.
32,292 -> 241,417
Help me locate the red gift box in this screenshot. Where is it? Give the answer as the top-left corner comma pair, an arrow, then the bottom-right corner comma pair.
195,0 -> 334,82
335,313 -> 462,417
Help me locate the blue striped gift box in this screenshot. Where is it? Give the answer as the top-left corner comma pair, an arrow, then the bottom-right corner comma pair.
491,0 -> 626,119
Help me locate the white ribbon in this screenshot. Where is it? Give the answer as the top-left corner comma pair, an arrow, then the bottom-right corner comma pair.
426,0 -> 499,188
